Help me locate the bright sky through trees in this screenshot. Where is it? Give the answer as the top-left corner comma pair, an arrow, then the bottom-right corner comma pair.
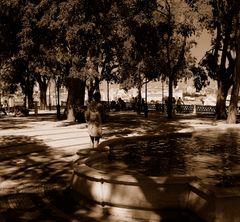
192,30 -> 211,62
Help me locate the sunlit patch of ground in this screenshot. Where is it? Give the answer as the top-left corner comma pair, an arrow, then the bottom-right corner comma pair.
0,112 -> 240,221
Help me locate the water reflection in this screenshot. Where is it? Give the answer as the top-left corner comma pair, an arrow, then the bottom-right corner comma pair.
92,130 -> 240,187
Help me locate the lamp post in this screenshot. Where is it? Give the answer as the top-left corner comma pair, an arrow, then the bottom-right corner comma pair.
107,80 -> 110,109
56,77 -> 61,120
49,81 -> 52,111
0,89 -> 2,105
162,79 -> 164,103
144,77 -> 148,118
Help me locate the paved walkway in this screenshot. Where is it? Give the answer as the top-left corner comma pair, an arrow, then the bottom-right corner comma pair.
0,111 -> 239,222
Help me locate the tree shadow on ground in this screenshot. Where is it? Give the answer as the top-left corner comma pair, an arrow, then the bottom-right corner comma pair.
72,112 -> 240,221
0,135 -> 99,221
0,114 -> 58,130
103,112 -> 193,138
0,135 -> 71,187
0,117 -> 33,130
1,112 -> 239,221
60,121 -> 87,129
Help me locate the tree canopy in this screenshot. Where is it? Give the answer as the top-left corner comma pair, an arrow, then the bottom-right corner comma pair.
195,0 -> 240,120
1,0 -> 239,120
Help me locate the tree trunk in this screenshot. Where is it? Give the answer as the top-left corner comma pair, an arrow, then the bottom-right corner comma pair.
39,85 -> 47,110
36,75 -> 49,110
215,13 -> 233,120
227,87 -> 239,124
137,84 -> 142,114
23,72 -> 34,110
215,81 -> 229,119
27,83 -> 34,109
28,88 -> 34,109
67,78 -> 86,121
87,86 -> 94,103
86,78 -> 100,102
227,29 -> 240,124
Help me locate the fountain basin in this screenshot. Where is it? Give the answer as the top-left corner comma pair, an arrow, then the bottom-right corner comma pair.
72,133 -> 240,222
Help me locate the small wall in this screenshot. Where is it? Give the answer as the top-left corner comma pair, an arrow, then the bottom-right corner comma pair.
72,160 -> 197,221
72,135 -> 240,222
188,182 -> 240,222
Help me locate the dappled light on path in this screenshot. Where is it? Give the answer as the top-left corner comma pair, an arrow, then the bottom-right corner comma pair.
0,112 -> 240,221
0,136 -> 72,191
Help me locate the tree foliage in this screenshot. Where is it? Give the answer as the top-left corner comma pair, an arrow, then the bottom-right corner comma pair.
2,0 -> 230,120
195,0 -> 239,119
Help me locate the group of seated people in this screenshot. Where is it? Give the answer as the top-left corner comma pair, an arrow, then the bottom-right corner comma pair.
110,98 -> 126,111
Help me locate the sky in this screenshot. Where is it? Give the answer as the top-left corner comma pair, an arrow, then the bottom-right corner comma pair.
100,29 -> 215,102
191,29 -> 212,62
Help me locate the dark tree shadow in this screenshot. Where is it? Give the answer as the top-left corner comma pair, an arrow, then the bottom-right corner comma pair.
1,112 -> 239,221
0,114 -> 58,130
0,135 -> 100,221
72,112 -> 240,221
103,112 -> 193,139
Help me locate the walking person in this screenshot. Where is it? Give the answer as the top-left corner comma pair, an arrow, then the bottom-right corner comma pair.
176,97 -> 184,113
85,91 -> 104,148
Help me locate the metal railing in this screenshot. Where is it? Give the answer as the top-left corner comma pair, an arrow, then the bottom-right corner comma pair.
121,102 -> 240,115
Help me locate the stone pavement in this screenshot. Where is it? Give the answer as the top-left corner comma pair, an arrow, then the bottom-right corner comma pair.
0,111 -> 239,222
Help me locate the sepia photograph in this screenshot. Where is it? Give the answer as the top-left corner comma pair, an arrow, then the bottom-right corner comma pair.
0,0 -> 239,221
